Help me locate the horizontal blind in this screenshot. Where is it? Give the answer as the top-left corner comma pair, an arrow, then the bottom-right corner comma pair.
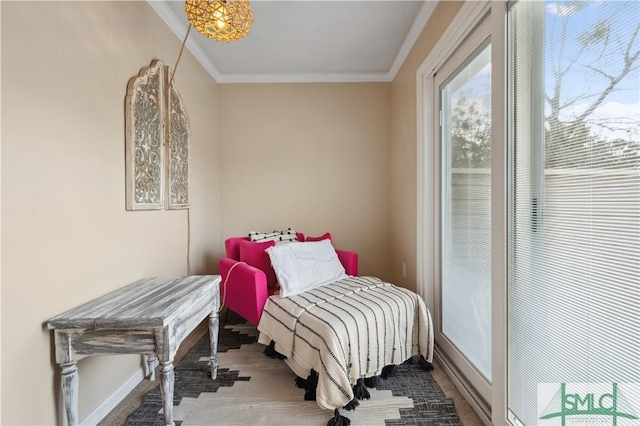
441,43 -> 492,381
508,1 -> 640,425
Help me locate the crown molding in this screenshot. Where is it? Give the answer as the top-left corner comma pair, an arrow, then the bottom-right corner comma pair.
388,0 -> 437,81
216,72 -> 391,84
147,0 -> 223,82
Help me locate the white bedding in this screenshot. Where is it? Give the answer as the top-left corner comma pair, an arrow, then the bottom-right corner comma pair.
257,276 -> 434,411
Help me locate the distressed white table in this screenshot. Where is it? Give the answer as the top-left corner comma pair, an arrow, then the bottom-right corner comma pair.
47,275 -> 221,426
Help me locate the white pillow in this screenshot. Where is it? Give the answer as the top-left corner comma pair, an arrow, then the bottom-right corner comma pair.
266,240 -> 348,297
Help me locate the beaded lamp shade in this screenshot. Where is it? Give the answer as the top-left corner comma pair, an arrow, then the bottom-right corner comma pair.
185,0 -> 253,43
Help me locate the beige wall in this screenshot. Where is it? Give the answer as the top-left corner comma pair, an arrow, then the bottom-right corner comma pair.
389,1 -> 464,293
1,2 -> 221,424
1,0 -> 465,423
219,83 -> 392,280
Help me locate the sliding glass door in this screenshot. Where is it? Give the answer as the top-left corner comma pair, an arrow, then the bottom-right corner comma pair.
434,17 -> 492,403
421,1 -> 638,420
507,1 -> 640,424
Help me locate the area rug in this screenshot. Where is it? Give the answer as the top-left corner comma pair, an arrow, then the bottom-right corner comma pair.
123,313 -> 462,426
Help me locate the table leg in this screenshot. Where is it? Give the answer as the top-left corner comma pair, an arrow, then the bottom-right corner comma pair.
209,311 -> 219,380
147,355 -> 158,381
61,361 -> 79,426
159,360 -> 175,426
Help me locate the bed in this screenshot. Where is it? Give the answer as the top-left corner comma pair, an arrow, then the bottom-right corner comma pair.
257,274 -> 434,415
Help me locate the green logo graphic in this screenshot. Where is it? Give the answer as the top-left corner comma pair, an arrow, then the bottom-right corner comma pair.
540,383 -> 639,426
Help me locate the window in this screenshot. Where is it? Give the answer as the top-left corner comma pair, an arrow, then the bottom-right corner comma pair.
418,1 -> 638,422
440,42 -> 492,381
426,12 -> 495,404
507,1 -> 640,424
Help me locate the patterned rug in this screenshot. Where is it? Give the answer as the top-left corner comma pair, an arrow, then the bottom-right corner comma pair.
123,313 -> 462,426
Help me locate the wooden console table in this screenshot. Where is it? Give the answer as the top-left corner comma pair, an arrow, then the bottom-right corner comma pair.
47,275 -> 221,426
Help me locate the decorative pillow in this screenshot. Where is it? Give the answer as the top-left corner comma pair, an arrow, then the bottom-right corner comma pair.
266,240 -> 347,297
238,239 -> 278,289
249,228 -> 298,244
305,232 -> 332,242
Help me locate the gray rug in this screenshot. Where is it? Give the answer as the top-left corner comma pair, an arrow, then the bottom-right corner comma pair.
123,313 -> 462,425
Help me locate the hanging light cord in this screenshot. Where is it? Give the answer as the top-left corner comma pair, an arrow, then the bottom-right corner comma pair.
170,24 -> 193,88
218,261 -> 246,313
168,23 -> 194,276
187,208 -> 192,275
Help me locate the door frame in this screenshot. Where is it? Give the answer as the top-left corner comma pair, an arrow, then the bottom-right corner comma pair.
416,1 -> 508,425
434,16 -> 492,405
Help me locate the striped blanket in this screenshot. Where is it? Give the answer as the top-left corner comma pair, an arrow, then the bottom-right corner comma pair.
257,276 -> 434,411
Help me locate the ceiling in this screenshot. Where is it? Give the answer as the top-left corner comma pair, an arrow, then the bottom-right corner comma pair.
148,1 -> 437,83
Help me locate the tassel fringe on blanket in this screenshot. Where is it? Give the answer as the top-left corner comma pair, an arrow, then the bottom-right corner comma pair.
418,354 -> 435,371
287,358 -> 436,424
263,340 -> 287,359
363,376 -> 378,388
327,408 -> 351,426
304,370 -> 319,401
352,379 -> 370,401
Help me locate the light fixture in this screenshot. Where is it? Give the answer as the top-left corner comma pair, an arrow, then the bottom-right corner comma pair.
185,0 -> 253,43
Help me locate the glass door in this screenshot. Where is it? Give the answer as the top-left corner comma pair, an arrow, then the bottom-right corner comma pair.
507,1 -> 640,424
434,17 -> 492,403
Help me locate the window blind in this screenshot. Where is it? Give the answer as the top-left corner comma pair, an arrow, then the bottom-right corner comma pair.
507,1 -> 640,424
441,43 -> 492,381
